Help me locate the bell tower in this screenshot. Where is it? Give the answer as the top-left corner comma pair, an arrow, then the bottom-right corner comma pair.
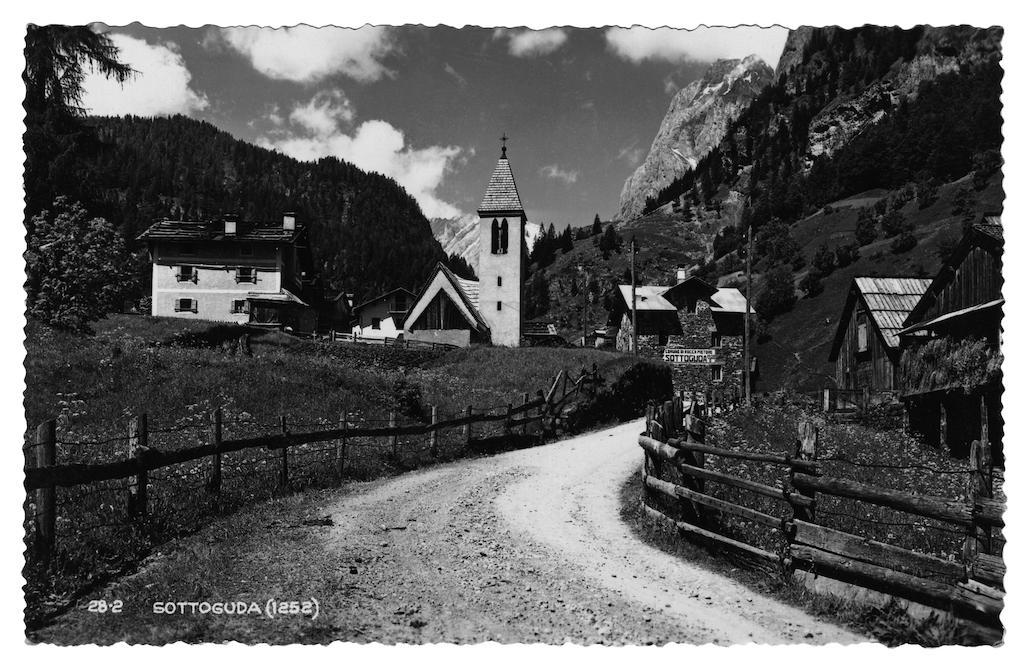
477,135 -> 525,347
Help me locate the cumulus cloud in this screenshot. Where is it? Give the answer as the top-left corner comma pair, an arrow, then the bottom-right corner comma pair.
289,89 -> 355,135
605,25 -> 789,69
260,93 -> 463,218
215,26 -> 394,83
494,28 -> 569,57
82,34 -> 208,116
539,164 -> 579,185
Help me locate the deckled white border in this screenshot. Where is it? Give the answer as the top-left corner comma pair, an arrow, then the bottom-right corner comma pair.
0,0 -> 1017,667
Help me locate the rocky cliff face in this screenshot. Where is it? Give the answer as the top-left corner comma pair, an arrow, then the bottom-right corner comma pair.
431,215 -> 540,271
804,27 -> 1001,160
615,56 -> 774,222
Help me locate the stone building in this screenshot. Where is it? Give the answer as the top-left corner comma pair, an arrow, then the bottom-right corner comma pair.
607,271 -> 754,395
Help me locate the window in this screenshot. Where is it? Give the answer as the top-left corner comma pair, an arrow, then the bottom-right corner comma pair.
497,276 -> 502,287
499,219 -> 509,253
491,219 -> 500,254
174,297 -> 197,313
371,317 -> 381,330
239,244 -> 253,257
857,321 -> 868,352
711,331 -> 722,348
235,267 -> 256,283
497,301 -> 502,311
230,299 -> 247,314
176,265 -> 196,283
711,365 -> 723,382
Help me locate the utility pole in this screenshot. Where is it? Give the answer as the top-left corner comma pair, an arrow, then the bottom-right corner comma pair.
578,264 -> 589,348
630,237 -> 638,356
744,223 -> 753,405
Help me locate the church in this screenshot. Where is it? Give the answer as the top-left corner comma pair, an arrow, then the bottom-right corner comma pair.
404,139 -> 526,348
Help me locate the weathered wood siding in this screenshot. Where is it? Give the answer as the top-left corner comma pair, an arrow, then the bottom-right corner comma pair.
834,297 -> 897,390
919,245 -> 1002,324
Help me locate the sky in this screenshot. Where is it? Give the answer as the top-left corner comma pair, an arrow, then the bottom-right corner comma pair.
82,24 -> 789,227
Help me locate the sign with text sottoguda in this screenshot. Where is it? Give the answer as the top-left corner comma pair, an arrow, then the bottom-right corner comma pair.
20,17 -> 1005,649
664,348 -> 717,365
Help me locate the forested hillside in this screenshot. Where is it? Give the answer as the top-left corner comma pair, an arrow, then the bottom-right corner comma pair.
80,115 -> 448,301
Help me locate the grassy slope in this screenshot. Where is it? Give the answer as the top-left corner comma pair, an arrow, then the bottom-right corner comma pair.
534,174 -> 1003,392
755,175 -> 1004,391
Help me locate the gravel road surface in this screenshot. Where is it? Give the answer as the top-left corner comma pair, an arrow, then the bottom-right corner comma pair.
323,419 -> 864,644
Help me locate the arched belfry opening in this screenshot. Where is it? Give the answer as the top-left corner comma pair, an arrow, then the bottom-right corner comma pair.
491,219 -> 500,254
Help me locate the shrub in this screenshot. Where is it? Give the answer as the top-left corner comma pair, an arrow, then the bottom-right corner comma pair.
890,230 -> 917,253
880,209 -> 909,238
834,242 -> 860,268
755,266 -> 797,321
971,149 -> 1002,191
812,243 -> 836,275
573,360 -> 673,426
799,268 -> 824,298
855,209 -> 877,246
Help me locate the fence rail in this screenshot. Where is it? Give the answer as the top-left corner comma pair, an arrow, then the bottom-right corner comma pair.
24,364 -> 603,567
639,393 -> 1005,635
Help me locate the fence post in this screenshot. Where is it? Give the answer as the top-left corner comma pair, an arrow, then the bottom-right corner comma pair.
128,414 -> 149,516
964,396 -> 994,573
32,419 -> 57,562
429,405 -> 439,459
939,398 -> 949,451
210,407 -> 223,511
464,405 -> 473,448
390,410 -> 398,461
505,402 -> 514,436
278,415 -> 289,492
521,392 -> 529,434
337,409 -> 348,475
787,421 -> 818,522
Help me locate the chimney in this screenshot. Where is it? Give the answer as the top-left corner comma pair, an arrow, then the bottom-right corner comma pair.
283,212 -> 297,231
224,214 -> 237,236
676,266 -> 687,283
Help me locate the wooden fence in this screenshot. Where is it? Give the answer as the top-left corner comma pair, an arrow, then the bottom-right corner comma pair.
24,365 -> 602,564
326,330 -> 459,351
639,394 -> 1005,636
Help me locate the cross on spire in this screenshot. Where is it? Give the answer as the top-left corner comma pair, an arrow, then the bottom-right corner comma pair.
500,133 -> 509,158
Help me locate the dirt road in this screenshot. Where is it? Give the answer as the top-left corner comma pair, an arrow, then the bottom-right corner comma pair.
322,419 -> 864,644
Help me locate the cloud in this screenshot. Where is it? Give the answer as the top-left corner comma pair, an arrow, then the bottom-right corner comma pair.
215,26 -> 394,83
494,28 -> 568,57
289,89 -> 355,135
605,25 -> 789,69
443,62 -> 467,87
260,93 -> 463,219
82,34 -> 208,116
539,164 -> 579,185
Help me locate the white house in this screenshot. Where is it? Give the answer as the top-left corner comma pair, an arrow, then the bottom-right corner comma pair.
136,213 -> 317,332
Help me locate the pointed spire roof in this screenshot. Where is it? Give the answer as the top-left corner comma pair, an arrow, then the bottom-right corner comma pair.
478,140 -> 525,214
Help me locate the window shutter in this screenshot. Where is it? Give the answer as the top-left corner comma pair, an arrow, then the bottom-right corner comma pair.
174,298 -> 181,311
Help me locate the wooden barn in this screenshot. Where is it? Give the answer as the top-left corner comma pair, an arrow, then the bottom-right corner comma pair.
898,216 -> 1004,461
828,277 -> 931,393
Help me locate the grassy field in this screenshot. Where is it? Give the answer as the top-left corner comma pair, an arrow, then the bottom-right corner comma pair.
22,314 -> 642,630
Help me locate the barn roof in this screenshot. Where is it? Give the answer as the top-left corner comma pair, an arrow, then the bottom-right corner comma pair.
709,287 -> 752,314
854,277 -> 931,347
137,219 -> 304,243
478,154 -> 525,213
829,277 -> 930,360
352,287 -> 415,313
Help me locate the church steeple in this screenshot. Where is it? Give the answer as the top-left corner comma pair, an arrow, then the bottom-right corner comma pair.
479,138 -> 524,215
476,134 -> 526,347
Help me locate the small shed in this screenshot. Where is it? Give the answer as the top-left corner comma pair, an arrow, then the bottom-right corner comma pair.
828,277 -> 931,392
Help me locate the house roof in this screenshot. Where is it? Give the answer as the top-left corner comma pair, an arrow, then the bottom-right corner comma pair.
828,277 -> 931,360
137,219 -> 304,243
352,287 -> 415,313
974,214 -> 1003,243
404,262 -> 487,333
246,288 -> 309,307
616,283 -> 754,315
617,285 -> 677,311
478,154 -> 524,213
710,288 -> 752,314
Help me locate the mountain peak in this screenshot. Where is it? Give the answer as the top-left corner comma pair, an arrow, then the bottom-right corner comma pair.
615,57 -> 773,221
